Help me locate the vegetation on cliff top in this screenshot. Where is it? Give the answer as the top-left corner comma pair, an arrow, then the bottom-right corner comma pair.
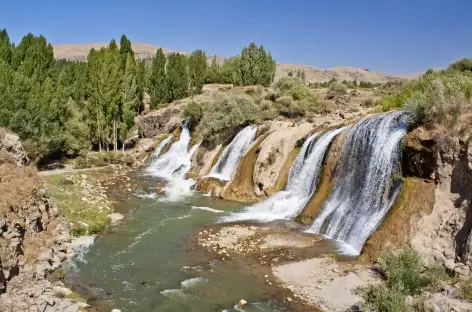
374,59 -> 472,129
359,248 -> 472,312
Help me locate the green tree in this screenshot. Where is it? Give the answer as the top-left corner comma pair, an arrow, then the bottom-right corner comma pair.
149,48 -> 168,107
0,29 -> 12,64
119,34 -> 134,69
166,53 -> 189,101
188,49 -> 207,94
120,53 -> 139,151
12,33 -> 53,82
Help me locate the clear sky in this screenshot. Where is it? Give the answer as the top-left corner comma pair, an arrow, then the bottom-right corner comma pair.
1,0 -> 470,75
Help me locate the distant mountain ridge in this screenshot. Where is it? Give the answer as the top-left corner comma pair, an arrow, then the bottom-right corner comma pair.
52,43 -> 406,83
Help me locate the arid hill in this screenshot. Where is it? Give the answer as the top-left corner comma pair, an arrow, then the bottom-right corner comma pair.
52,43 -> 405,84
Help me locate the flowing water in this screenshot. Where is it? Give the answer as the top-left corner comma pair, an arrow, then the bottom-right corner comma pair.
66,173 -> 293,312
207,126 -> 257,181
145,123 -> 200,200
222,127 -> 345,222
148,136 -> 173,165
309,112 -> 408,255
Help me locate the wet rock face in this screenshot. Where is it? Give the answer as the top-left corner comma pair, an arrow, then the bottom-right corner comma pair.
252,122 -> 313,197
137,107 -> 182,138
402,128 -> 437,179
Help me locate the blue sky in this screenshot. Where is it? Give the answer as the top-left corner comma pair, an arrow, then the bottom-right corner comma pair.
1,0 -> 470,74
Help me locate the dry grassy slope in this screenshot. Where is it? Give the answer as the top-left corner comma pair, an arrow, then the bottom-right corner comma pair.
52,43 -> 405,83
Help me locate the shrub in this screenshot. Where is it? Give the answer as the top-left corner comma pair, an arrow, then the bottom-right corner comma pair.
275,96 -> 305,117
379,248 -> 432,295
272,76 -> 304,92
326,82 -> 347,98
73,156 -> 88,169
197,93 -> 260,141
289,84 -> 311,101
244,85 -> 264,102
359,284 -> 409,312
183,101 -> 203,124
448,58 -> 472,73
362,98 -> 375,107
259,100 -> 278,120
404,78 -> 463,127
460,278 -> 472,302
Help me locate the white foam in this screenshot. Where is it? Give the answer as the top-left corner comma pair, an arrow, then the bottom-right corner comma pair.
70,235 -> 96,263
180,277 -> 206,288
191,206 -> 224,214
160,289 -> 186,299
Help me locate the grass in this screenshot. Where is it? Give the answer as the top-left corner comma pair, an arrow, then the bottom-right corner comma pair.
73,152 -> 135,169
44,174 -> 111,236
358,248 -> 461,312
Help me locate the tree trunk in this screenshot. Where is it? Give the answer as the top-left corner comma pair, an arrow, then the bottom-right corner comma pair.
113,120 -> 117,153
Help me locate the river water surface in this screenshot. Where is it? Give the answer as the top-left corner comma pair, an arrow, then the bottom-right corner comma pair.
65,172 -> 291,312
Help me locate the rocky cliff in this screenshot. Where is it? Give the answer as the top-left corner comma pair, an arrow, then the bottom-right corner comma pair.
0,131 -> 84,312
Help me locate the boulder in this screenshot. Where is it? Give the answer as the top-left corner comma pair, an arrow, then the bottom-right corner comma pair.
0,131 -> 28,166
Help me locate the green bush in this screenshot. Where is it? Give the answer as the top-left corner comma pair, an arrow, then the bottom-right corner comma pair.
359,284 -> 409,312
460,278 -> 472,302
197,93 -> 260,141
404,78 -> 464,127
379,248 -> 432,295
183,101 -> 203,123
448,58 -> 472,73
259,100 -> 279,120
272,76 -> 304,92
289,84 -> 311,101
275,96 -> 305,117
362,98 -> 375,107
326,82 -> 347,98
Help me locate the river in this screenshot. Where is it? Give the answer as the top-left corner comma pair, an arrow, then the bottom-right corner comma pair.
65,171 -> 291,312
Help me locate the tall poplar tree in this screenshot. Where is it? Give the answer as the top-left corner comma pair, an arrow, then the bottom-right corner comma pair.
121,53 -> 138,150
166,53 -> 189,101
188,49 -> 207,94
149,48 -> 168,107
119,35 -> 134,69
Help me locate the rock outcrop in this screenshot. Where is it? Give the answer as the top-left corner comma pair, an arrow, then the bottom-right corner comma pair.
0,129 -> 28,166
252,121 -> 313,197
137,106 -> 182,138
0,132 -> 82,312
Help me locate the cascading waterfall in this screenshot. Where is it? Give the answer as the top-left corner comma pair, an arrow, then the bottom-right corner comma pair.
148,136 -> 173,165
308,112 -> 408,255
207,126 -> 257,181
222,127 -> 345,222
146,122 -> 192,178
145,122 -> 200,200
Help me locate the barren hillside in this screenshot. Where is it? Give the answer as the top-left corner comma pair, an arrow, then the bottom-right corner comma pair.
53,43 -> 405,83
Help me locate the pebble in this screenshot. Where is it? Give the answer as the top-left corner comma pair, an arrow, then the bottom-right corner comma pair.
238,299 -> 248,306
287,297 -> 292,302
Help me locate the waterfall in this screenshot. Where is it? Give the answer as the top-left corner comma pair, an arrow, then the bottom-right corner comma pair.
148,136 -> 173,164
222,127 -> 345,222
145,123 -> 200,200
146,123 -> 192,179
207,126 -> 257,181
308,112 -> 408,255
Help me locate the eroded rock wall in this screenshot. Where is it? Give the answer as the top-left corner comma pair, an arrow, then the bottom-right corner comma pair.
0,133 -> 82,312
252,121 -> 313,197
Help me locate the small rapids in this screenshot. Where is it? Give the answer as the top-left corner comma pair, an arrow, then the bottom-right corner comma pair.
207,126 -> 257,181
308,112 -> 408,255
222,127 -> 345,222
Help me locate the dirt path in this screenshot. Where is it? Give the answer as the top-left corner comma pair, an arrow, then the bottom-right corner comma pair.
38,165 -> 103,177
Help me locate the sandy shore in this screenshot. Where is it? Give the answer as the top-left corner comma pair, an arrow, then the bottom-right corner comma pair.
196,222 -> 379,311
